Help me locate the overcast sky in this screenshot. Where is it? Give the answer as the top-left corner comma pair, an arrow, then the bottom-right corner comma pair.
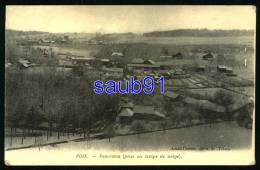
6,5 -> 256,33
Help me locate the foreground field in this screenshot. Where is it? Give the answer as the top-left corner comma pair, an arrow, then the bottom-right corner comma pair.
6,122 -> 252,152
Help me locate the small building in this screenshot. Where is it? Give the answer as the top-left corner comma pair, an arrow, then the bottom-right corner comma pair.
132,105 -> 165,121
102,67 -> 124,79
143,59 -> 156,65
71,56 -> 95,66
56,67 -> 73,75
18,59 -> 30,68
116,108 -> 134,124
38,39 -> 52,46
217,65 -> 233,73
111,52 -> 124,58
172,52 -> 183,59
159,55 -> 172,59
127,64 -> 160,72
132,58 -> 145,64
120,102 -> 134,110
202,53 -> 214,60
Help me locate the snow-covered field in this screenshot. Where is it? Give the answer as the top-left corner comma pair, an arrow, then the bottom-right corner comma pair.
6,122 -> 252,152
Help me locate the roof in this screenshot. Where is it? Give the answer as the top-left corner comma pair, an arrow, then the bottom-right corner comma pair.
120,102 -> 134,109
111,52 -> 124,57
164,91 -> 180,99
160,55 -> 172,58
102,67 -> 123,73
183,97 -> 226,113
203,53 -> 214,58
133,105 -> 154,114
132,58 -> 144,64
56,67 -> 73,72
58,60 -> 74,67
18,59 -> 30,68
71,56 -> 95,61
227,96 -> 253,112
133,105 -> 165,118
217,65 -> 233,71
118,108 -> 134,117
100,58 -> 110,62
145,59 -> 156,65
127,64 -> 160,68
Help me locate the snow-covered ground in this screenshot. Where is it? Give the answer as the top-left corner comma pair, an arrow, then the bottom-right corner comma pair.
6,122 -> 252,152
5,131 -> 83,150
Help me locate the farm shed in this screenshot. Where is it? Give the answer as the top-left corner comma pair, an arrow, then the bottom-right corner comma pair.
132,105 -> 166,121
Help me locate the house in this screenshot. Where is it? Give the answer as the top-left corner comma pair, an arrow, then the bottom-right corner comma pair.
111,52 -> 124,58
172,52 -> 183,59
5,63 -> 12,68
120,102 -> 134,110
132,105 -> 166,120
116,108 -> 134,124
71,56 -> 95,66
217,65 -> 233,73
202,53 -> 214,60
102,67 -> 124,79
97,58 -> 112,67
132,58 -> 145,64
18,59 -> 36,69
164,91 -> 182,101
127,64 -> 161,72
143,59 -> 156,65
18,59 -> 30,68
38,39 -> 52,46
159,55 -> 172,59
56,67 -> 73,74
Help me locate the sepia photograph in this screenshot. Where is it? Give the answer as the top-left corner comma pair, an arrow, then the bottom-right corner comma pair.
4,5 -> 255,165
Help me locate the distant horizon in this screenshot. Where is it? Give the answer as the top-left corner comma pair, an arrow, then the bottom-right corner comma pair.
6,6 -> 255,33
5,28 -> 255,35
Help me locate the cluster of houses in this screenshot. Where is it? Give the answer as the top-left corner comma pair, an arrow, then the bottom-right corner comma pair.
116,101 -> 166,124
17,35 -> 72,46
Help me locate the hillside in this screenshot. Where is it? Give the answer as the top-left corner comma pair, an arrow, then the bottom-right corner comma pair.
143,29 -> 254,37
